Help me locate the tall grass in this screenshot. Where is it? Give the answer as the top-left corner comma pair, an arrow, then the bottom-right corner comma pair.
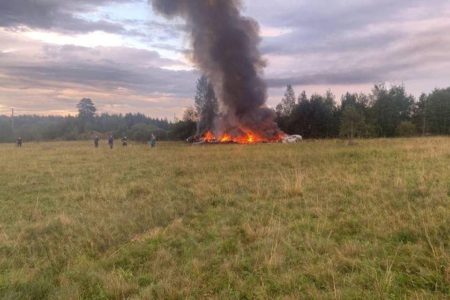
0,138 -> 449,299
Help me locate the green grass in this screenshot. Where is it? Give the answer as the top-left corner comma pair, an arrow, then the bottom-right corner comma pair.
0,138 -> 449,299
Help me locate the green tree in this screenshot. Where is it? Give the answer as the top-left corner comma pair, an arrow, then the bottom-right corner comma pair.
298,90 -> 308,104
425,88 -> 450,135
275,103 -> 283,118
340,106 -> 366,142
308,93 -> 337,138
169,120 -> 197,140
324,90 -> 339,137
0,117 -> 14,142
77,98 -> 97,133
339,93 -> 374,137
77,98 -> 96,120
341,92 -> 369,112
282,90 -> 338,138
279,92 -> 308,136
370,84 -> 414,137
412,93 -> 428,136
195,76 -> 218,134
279,85 -> 296,116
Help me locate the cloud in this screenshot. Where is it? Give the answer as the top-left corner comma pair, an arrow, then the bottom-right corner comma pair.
0,30 -> 198,117
1,0 -> 450,116
245,1 -> 450,92
0,0 -> 139,34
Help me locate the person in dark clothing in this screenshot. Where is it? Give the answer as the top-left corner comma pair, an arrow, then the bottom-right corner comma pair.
94,136 -> 100,148
108,135 -> 114,149
122,136 -> 128,147
16,137 -> 22,147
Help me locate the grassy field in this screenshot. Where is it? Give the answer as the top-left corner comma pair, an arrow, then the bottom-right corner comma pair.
0,138 -> 449,299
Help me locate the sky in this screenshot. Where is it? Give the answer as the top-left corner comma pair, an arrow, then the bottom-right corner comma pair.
0,0 -> 449,118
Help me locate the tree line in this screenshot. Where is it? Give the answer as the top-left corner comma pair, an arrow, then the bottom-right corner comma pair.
1,81 -> 449,143
177,79 -> 450,140
0,98 -> 171,143
274,84 -> 450,139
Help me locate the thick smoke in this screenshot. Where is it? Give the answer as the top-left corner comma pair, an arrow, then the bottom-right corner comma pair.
151,0 -> 282,138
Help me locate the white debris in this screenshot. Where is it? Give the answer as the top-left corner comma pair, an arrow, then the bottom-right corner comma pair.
282,135 -> 303,143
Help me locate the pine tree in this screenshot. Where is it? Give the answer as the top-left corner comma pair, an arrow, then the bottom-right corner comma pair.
194,75 -> 218,134
76,98 -> 96,133
280,85 -> 296,116
77,98 -> 96,120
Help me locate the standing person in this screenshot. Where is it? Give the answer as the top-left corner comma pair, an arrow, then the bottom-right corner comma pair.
94,136 -> 100,148
16,137 -> 22,147
108,135 -> 114,149
122,136 -> 128,147
150,133 -> 156,148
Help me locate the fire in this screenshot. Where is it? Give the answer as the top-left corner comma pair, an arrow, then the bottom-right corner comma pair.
220,134 -> 232,143
201,130 -> 284,144
203,131 -> 216,142
248,134 -> 254,143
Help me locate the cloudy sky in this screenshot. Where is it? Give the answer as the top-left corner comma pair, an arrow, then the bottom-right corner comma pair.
1,0 -> 449,118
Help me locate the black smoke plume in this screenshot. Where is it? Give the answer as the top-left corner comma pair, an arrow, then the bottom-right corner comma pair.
150,0 -> 282,138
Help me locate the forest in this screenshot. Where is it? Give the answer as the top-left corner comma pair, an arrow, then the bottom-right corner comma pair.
1,78 -> 449,143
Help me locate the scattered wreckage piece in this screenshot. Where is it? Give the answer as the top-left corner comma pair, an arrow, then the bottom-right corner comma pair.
282,135 -> 303,144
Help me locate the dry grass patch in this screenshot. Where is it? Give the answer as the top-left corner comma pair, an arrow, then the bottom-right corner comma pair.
0,138 -> 449,299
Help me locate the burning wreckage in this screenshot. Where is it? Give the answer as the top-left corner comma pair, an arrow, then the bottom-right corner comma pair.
151,0 -> 302,145
187,131 -> 302,145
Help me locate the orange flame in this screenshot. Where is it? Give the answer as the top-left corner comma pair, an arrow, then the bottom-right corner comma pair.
203,131 -> 216,142
202,130 -> 284,144
220,134 -> 232,143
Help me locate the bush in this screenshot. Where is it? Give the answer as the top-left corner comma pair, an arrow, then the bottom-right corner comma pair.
169,121 -> 197,140
396,121 -> 416,137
